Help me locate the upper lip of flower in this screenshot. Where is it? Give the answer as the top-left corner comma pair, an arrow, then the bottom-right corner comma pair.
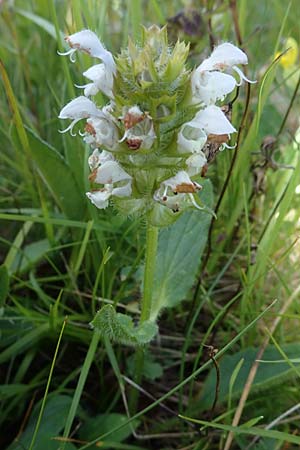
59,29 -> 116,74
194,105 -> 237,135
200,43 -> 248,70
58,96 -> 105,135
195,42 -> 256,87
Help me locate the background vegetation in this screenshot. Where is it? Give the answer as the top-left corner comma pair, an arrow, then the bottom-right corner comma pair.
0,0 -> 300,449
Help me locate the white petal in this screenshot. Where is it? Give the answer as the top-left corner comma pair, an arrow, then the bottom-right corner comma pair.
199,43 -> 248,71
58,96 -> 104,120
186,152 -> 207,176
163,171 -> 193,189
88,149 -> 114,170
157,193 -> 185,211
86,189 -> 111,209
177,121 -> 207,153
112,181 -> 132,198
83,64 -> 106,81
65,29 -> 116,74
94,160 -> 131,184
83,83 -> 100,97
127,105 -> 144,117
88,149 -> 102,170
195,105 -> 236,135
84,117 -> 119,149
83,64 -> 114,98
192,70 -> 236,104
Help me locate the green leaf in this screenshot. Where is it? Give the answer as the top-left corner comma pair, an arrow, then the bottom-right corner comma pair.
199,344 -> 300,411
79,413 -> 139,447
15,8 -> 65,41
0,383 -> 35,399
0,264 -> 9,306
10,239 -> 51,274
26,127 -> 86,220
91,305 -> 158,346
179,416 -> 300,446
7,395 -> 77,450
127,352 -> 163,380
150,180 -> 213,319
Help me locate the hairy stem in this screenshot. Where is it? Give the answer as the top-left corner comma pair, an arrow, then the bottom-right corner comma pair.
141,222 -> 159,322
130,220 -> 158,412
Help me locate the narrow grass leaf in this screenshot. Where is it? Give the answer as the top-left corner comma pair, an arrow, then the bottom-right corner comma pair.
26,127 -> 86,220
61,331 -> 100,450
0,264 -> 9,306
28,319 -> 67,450
178,416 -> 300,445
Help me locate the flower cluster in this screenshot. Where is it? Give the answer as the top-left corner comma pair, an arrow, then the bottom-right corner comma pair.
58,26 -> 254,226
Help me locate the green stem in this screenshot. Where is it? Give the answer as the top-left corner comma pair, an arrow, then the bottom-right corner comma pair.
140,222 -> 159,323
130,220 -> 158,412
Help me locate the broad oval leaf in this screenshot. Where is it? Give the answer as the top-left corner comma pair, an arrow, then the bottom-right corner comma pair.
150,179 -> 213,320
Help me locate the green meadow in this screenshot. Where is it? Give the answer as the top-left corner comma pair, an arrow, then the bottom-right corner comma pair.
0,1 -> 300,449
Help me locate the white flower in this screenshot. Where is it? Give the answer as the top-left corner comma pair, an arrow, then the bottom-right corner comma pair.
186,152 -> 207,176
93,160 -> 131,184
86,189 -> 111,209
83,116 -> 119,149
177,121 -> 207,154
59,29 -> 116,74
58,96 -> 104,135
119,106 -> 156,150
87,160 -> 132,209
199,43 -> 248,71
194,105 -> 236,135
75,63 -> 114,98
197,42 -> 256,85
154,171 -> 203,212
88,149 -> 114,170
191,70 -> 236,105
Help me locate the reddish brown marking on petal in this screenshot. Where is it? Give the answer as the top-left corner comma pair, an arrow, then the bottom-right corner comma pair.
207,134 -> 229,144
215,63 -> 227,70
173,182 -> 197,194
126,138 -> 142,150
124,112 -> 145,129
201,164 -> 208,177
88,169 -> 97,182
91,187 -> 106,193
85,123 -> 96,136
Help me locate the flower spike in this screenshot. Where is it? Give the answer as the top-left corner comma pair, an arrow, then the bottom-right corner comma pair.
58,27 -> 254,223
